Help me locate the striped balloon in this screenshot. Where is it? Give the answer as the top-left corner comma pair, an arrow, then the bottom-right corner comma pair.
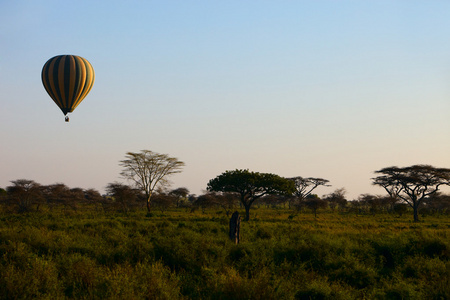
41,55 -> 95,117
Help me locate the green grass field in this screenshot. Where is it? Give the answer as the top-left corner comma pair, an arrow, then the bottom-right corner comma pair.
0,207 -> 448,299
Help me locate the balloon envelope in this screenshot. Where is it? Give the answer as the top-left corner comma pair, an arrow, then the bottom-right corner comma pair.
41,55 -> 95,116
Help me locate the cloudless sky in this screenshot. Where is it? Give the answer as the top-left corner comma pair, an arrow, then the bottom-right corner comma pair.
1,1 -> 449,199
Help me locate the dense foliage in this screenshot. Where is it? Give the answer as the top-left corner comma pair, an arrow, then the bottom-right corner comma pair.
207,169 -> 295,220
373,165 -> 450,222
120,150 -> 185,214
0,206 -> 448,299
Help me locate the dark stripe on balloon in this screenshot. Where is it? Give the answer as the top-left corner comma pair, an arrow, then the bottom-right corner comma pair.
71,57 -> 87,110
61,55 -> 72,114
43,57 -> 64,111
42,60 -> 57,104
66,56 -> 75,112
70,57 -> 84,112
53,56 -> 66,113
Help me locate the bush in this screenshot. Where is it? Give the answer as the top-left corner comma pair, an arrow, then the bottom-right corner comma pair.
208,267 -> 278,300
255,227 -> 272,239
295,280 -> 332,300
0,254 -> 61,299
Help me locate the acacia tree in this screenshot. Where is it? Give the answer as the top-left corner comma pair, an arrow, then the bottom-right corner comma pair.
193,193 -> 216,213
169,187 -> 190,208
304,194 -> 328,218
152,192 -> 176,213
288,176 -> 330,208
84,188 -> 104,207
6,179 -> 43,212
372,165 -> 450,222
105,182 -> 140,212
357,194 -> 382,215
207,169 -> 295,221
43,183 -> 80,211
323,188 -> 347,212
120,150 -> 185,214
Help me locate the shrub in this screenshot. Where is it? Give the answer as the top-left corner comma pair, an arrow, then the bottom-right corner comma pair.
208,267 -> 278,300
295,280 -> 332,300
373,280 -> 422,300
105,261 -> 181,299
0,255 -> 61,299
327,258 -> 377,289
421,239 -> 448,258
255,227 -> 272,239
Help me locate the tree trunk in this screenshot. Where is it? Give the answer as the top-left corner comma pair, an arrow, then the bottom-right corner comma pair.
146,192 -> 152,215
413,205 -> 419,222
244,204 -> 251,221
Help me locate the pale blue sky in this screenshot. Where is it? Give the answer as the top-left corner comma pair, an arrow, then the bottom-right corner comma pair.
1,1 -> 449,198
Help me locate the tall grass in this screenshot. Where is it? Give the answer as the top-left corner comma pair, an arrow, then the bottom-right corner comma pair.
0,208 -> 448,299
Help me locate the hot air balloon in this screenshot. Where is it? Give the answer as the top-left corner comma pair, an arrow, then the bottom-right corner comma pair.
41,55 -> 95,122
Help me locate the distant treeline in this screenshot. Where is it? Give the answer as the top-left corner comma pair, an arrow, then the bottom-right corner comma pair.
1,179 -> 449,217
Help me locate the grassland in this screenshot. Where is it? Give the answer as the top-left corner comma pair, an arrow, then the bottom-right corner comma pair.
0,207 -> 448,299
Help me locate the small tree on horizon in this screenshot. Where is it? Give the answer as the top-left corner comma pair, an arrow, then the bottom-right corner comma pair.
289,176 -> 330,209
119,150 -> 185,215
323,188 -> 347,212
169,187 -> 190,208
105,182 -> 140,213
6,179 -> 43,212
372,165 -> 450,222
43,183 -> 80,211
207,169 -> 295,221
304,194 -> 328,218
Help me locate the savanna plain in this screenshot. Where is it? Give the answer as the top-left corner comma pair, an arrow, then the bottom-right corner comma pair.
0,206 -> 448,300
